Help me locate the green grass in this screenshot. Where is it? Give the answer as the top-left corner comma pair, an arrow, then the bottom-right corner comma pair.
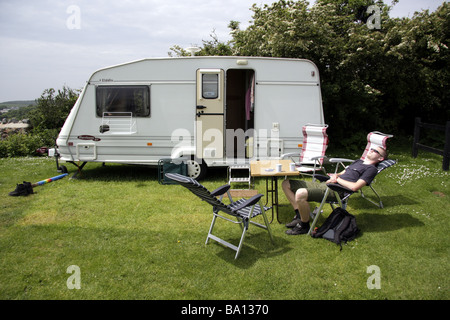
0,149 -> 449,300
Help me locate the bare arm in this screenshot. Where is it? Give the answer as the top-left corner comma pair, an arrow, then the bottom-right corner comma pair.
326,170 -> 346,183
335,177 -> 367,192
326,170 -> 367,192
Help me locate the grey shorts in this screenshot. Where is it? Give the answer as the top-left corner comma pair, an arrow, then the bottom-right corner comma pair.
288,180 -> 337,202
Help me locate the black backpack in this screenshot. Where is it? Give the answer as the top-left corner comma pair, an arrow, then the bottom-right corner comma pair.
311,207 -> 359,249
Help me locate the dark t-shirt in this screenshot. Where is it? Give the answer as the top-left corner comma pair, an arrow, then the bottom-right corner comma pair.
339,160 -> 378,185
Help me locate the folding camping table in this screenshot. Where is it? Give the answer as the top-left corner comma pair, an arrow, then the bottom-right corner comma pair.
250,159 -> 299,223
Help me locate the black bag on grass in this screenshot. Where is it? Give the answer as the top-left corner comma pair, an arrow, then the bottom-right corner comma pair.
311,207 -> 359,249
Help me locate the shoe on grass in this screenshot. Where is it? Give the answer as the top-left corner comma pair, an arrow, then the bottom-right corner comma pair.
9,183 -> 28,196
285,223 -> 309,235
285,218 -> 301,228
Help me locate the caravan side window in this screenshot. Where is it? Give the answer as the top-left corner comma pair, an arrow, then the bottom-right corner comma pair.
96,85 -> 150,117
202,74 -> 219,99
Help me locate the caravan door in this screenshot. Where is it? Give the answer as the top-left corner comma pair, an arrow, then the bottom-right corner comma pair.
195,69 -> 225,161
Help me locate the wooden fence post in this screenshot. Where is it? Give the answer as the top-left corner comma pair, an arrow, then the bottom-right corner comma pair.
412,117 -> 449,171
412,117 -> 421,158
443,121 -> 450,171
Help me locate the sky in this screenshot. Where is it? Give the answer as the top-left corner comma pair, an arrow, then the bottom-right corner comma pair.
0,0 -> 446,102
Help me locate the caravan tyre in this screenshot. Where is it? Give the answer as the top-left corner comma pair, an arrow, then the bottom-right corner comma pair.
186,158 -> 207,181
58,165 -> 68,174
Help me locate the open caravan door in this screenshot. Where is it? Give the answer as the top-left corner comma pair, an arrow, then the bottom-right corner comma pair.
195,69 -> 225,173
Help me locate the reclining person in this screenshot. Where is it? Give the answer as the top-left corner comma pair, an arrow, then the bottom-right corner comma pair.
281,146 -> 387,235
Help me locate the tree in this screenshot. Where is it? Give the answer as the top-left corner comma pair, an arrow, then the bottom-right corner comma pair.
230,0 -> 397,148
1,87 -> 80,157
383,3 -> 450,128
171,0 -> 449,148
28,86 -> 79,132
169,29 -> 234,57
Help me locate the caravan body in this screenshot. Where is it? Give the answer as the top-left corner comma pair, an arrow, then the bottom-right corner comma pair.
55,56 -> 325,179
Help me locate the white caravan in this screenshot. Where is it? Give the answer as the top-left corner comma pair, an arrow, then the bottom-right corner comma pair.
53,56 -> 325,179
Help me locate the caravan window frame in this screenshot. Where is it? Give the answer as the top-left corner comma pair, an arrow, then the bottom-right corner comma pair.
95,85 -> 151,117
201,73 -> 219,99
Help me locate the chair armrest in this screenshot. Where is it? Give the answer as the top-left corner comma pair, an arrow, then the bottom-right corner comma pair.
328,158 -> 353,173
327,183 -> 354,194
210,184 -> 231,197
281,152 -> 300,159
329,158 -> 353,163
313,174 -> 330,182
231,194 -> 264,212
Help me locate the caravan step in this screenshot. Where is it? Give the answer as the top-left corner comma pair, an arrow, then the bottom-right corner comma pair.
229,165 -> 250,169
229,177 -> 251,183
228,164 -> 252,189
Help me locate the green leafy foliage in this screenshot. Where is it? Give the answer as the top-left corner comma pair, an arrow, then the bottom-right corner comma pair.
1,87 -> 79,157
28,87 -> 79,132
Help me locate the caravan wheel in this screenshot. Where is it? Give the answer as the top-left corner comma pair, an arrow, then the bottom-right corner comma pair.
58,165 -> 68,174
186,158 -> 207,181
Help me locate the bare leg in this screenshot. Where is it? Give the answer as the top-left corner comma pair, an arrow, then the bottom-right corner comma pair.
282,180 -> 311,235
294,188 -> 310,223
281,180 -> 310,223
281,180 -> 298,210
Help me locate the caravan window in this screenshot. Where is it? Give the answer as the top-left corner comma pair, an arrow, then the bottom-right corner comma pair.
202,74 -> 219,99
96,85 -> 150,117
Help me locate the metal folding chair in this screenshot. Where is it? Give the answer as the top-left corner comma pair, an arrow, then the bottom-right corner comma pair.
329,131 -> 395,208
307,131 -> 397,235
307,158 -> 396,235
165,173 -> 274,259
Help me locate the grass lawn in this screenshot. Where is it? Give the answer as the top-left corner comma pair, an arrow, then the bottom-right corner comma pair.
0,148 -> 448,301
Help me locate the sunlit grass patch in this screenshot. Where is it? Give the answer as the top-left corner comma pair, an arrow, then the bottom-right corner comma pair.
0,152 -> 448,300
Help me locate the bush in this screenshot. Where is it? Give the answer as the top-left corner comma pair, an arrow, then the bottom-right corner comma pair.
0,129 -> 58,157
0,85 -> 78,158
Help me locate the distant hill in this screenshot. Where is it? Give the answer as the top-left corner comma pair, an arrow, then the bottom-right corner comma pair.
0,100 -> 36,108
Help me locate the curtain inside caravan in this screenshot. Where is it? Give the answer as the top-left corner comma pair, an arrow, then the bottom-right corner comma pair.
245,73 -> 255,121
96,85 -> 150,117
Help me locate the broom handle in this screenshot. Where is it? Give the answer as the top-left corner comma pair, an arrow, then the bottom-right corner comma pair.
32,173 -> 68,187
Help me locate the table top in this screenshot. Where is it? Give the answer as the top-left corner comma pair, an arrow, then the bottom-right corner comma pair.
250,159 -> 300,177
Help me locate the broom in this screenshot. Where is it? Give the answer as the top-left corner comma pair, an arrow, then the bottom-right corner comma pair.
9,173 -> 68,196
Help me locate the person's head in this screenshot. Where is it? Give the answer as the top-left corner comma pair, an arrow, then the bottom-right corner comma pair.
368,146 -> 387,163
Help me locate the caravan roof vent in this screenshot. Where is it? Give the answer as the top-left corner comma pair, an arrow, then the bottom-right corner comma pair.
185,47 -> 201,56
